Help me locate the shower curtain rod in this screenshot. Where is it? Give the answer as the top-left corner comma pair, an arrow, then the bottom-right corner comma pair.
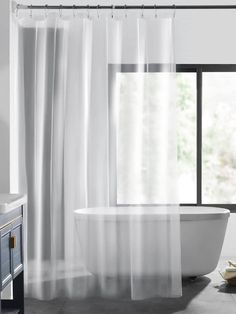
14,4 -> 236,10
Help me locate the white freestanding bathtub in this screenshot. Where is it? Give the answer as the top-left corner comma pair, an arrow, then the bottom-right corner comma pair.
74,206 -> 230,278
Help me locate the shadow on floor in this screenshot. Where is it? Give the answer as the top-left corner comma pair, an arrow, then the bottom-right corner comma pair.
215,281 -> 236,294
26,276 -> 211,314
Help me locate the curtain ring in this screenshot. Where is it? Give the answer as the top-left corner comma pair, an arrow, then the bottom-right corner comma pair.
172,4 -> 176,18
30,4 -> 33,18
141,4 -> 144,18
111,5 -> 115,18
59,4 -> 63,17
45,4 -> 48,18
97,5 -> 100,18
87,4 -> 90,19
154,4 -> 157,18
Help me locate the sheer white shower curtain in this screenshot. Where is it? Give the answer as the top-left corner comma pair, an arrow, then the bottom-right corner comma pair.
12,9 -> 182,300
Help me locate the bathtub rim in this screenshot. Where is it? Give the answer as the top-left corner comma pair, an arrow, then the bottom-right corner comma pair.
74,206 -> 230,221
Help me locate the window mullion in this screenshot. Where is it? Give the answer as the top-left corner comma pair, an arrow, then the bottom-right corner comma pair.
197,68 -> 202,205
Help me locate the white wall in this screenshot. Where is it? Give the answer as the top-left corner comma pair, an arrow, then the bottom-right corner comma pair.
0,0 -> 10,192
2,0 -> 236,256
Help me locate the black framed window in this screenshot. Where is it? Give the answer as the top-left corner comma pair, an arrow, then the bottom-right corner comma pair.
109,64 -> 236,212
178,65 -> 236,213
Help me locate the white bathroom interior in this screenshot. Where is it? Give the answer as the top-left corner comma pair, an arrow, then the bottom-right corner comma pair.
0,0 -> 236,313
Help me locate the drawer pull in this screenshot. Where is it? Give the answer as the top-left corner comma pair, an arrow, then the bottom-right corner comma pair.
10,236 -> 17,249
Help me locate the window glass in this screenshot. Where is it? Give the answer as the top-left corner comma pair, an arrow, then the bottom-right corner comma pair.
177,73 -> 196,203
202,72 -> 236,203
116,72 -> 196,204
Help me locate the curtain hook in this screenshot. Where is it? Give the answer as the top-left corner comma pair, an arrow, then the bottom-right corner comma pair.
97,5 -> 100,18
30,4 -> 33,18
15,3 -> 19,17
59,4 -> 62,18
172,4 -> 176,18
111,5 -> 115,18
155,4 -> 158,18
141,4 -> 144,18
124,4 -> 127,18
45,4 -> 48,18
87,4 -> 90,19
73,4 -> 76,18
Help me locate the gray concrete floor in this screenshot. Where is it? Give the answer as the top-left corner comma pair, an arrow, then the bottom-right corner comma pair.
25,258 -> 236,314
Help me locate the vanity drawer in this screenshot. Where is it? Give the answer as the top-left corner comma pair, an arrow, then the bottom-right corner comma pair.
0,216 -> 23,289
11,221 -> 23,276
0,224 -> 12,289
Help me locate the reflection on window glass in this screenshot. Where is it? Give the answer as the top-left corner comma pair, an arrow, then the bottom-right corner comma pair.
116,72 -> 196,204
177,73 -> 196,203
203,73 -> 236,203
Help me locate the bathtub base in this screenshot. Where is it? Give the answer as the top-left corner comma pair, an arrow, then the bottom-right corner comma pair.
75,206 -> 230,279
